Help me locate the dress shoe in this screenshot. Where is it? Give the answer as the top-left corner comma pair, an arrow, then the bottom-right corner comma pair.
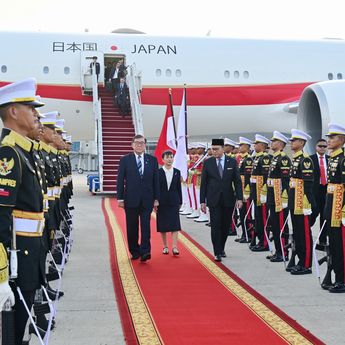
329,282 -> 345,293
285,265 -> 297,272
270,255 -> 286,263
131,254 -> 140,260
205,222 -> 211,227
172,247 -> 180,256
321,282 -> 333,291
162,247 -> 169,255
234,238 -> 241,242
239,238 -> 250,244
221,251 -> 227,258
266,253 -> 276,260
290,266 -> 312,275
251,245 -> 269,252
140,253 -> 151,262
214,255 -> 222,262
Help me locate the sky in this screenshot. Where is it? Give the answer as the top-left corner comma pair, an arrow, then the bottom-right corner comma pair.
1,0 -> 345,40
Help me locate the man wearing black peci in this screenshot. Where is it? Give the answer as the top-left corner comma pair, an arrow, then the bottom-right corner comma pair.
200,138 -> 243,262
117,135 -> 160,262
310,139 -> 329,244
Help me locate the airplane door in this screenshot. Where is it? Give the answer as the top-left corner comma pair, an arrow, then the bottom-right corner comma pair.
80,51 -> 104,93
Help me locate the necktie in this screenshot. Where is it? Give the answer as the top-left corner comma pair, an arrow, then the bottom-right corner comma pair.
319,156 -> 326,185
217,158 -> 223,178
137,155 -> 143,177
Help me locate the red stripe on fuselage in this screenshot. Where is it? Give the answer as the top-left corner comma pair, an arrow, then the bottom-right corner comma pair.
0,81 -> 314,106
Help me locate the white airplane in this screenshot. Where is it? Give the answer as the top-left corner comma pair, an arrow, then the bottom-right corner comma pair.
1,30 -> 345,148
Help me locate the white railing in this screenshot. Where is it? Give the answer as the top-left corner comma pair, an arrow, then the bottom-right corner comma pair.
91,65 -> 104,192
127,63 -> 144,135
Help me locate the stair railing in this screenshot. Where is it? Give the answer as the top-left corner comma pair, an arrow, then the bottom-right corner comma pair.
127,63 -> 144,135
92,65 -> 104,192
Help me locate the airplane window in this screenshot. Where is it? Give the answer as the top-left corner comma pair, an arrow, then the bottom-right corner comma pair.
1,65 -> 7,73
175,69 -> 182,77
64,67 -> 70,75
224,70 -> 230,78
43,66 -> 49,74
166,69 -> 172,77
234,71 -> 240,78
155,69 -> 161,77
328,73 -> 333,80
337,73 -> 342,79
243,71 -> 249,79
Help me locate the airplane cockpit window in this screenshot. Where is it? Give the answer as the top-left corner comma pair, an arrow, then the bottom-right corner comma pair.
337,73 -> 342,79
224,70 -> 230,78
234,71 -> 240,78
1,65 -> 7,73
328,73 -> 334,80
165,69 -> 172,77
43,66 -> 49,74
64,67 -> 70,75
175,69 -> 182,77
155,69 -> 162,77
243,71 -> 249,79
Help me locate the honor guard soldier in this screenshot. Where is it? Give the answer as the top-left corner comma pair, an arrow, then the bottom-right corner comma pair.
224,138 -> 240,235
236,137 -> 254,243
194,143 -> 209,223
287,129 -> 314,275
224,138 -> 238,158
249,134 -> 271,251
266,131 -> 291,262
323,123 -> 345,292
0,78 -> 46,344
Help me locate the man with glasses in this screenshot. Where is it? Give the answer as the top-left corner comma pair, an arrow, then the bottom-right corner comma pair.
200,139 -> 243,262
117,135 -> 160,262
310,139 -> 329,245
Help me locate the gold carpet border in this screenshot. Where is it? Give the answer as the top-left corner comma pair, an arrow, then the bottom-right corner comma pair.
104,199 -> 162,345
178,233 -> 313,345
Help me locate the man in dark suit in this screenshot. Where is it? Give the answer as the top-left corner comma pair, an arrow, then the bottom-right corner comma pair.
310,139 -> 329,244
89,56 -> 100,81
117,135 -> 160,261
200,138 -> 243,262
115,77 -> 130,115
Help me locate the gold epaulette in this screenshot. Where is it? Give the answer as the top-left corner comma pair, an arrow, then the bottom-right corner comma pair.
50,147 -> 58,155
303,152 -> 309,158
1,130 -> 32,152
39,141 -> 51,153
29,139 -> 39,151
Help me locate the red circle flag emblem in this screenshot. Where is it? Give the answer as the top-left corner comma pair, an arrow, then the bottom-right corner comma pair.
111,45 -> 118,51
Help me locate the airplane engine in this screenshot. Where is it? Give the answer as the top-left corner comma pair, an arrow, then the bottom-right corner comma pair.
297,80 -> 345,152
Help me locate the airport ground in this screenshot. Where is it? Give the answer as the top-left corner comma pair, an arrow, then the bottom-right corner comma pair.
30,173 -> 344,345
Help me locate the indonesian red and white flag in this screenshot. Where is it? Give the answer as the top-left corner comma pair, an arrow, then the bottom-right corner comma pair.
154,104 -> 176,165
173,89 -> 188,181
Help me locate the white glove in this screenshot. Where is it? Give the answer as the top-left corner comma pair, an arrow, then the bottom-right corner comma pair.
342,218 -> 345,226
0,282 -> 15,307
303,208 -> 312,216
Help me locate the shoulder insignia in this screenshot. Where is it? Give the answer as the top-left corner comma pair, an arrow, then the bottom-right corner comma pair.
281,152 -> 286,156
281,158 -> 289,166
0,158 -> 15,176
303,161 -> 311,169
303,153 -> 309,158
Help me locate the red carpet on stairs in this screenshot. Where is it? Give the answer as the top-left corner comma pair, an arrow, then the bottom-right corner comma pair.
98,87 -> 135,192
102,197 -> 324,345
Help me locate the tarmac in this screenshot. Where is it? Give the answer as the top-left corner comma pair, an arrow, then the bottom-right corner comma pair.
31,173 -> 344,345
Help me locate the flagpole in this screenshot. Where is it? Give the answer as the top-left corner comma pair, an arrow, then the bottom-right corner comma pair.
184,84 -> 188,153
169,88 -> 177,148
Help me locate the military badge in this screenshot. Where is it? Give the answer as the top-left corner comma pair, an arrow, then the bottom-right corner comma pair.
281,159 -> 289,166
303,161 -> 311,169
0,158 -> 14,176
263,158 -> 270,165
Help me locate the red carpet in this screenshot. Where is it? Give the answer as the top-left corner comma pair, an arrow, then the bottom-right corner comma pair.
102,197 -> 324,345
